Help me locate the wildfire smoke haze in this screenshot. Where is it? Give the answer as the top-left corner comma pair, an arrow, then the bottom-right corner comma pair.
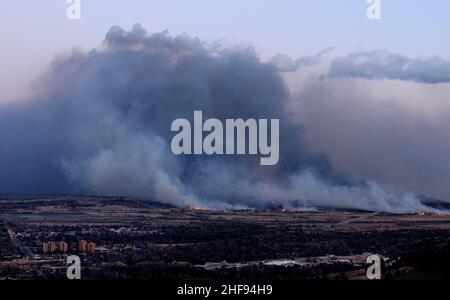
0,24 -> 448,214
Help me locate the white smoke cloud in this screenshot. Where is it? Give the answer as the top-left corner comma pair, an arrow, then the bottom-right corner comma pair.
269,47 -> 334,72
325,50 -> 450,83
290,76 -> 450,204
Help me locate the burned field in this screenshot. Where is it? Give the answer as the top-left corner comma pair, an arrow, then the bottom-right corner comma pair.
0,196 -> 449,280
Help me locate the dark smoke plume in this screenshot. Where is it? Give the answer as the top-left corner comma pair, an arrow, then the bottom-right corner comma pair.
0,24 -> 436,213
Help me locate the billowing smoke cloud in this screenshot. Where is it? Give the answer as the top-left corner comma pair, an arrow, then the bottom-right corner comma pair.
325,50 -> 450,83
292,77 -> 450,205
0,24 -> 439,213
269,47 -> 334,72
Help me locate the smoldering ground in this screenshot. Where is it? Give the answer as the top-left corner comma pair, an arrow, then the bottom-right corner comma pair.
0,24 -> 444,213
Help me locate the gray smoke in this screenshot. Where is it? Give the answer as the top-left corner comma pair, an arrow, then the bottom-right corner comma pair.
0,25 -> 437,213
269,47 -> 334,73
326,50 -> 450,83
292,76 -> 450,205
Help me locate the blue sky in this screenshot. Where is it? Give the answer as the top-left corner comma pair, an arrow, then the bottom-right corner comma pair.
1,0 -> 450,101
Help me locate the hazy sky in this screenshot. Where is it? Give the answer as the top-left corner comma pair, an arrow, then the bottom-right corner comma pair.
1,0 -> 450,102
1,1 -> 450,210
